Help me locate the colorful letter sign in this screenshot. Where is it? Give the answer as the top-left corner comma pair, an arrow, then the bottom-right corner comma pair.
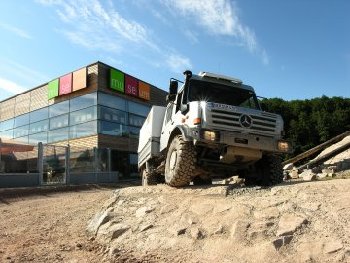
125,75 -> 138,97
73,67 -> 87,92
110,69 -> 124,92
59,73 -> 72,95
138,81 -> 150,101
48,79 -> 59,99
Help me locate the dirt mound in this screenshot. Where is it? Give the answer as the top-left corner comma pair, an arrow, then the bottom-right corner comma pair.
87,180 -> 350,262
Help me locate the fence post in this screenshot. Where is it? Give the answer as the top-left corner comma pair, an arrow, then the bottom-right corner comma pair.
38,142 -> 43,186
65,145 -> 70,185
93,147 -> 98,183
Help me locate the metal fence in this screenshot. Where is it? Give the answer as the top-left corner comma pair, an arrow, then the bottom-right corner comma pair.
0,143 -> 119,188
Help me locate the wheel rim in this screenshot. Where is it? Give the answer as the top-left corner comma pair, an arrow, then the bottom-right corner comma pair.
169,149 -> 177,172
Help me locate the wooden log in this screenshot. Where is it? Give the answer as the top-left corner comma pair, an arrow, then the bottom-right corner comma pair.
297,140 -> 350,171
282,131 -> 350,166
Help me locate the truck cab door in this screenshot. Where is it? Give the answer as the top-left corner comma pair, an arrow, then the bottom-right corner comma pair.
160,103 -> 175,152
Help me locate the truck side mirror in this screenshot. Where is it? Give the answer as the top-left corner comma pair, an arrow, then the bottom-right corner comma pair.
169,80 -> 178,95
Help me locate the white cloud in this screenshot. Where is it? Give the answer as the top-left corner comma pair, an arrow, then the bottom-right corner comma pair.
0,77 -> 26,94
0,23 -> 32,39
0,59 -> 49,85
184,30 -> 199,44
37,0 -> 191,71
162,0 -> 268,64
166,53 -> 192,72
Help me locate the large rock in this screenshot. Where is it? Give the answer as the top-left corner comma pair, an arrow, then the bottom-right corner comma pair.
289,169 -> 299,179
276,213 -> 308,236
299,169 -> 316,181
86,207 -> 115,235
96,221 -> 130,242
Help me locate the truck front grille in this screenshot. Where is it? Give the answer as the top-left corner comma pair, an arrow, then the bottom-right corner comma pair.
209,109 -> 277,134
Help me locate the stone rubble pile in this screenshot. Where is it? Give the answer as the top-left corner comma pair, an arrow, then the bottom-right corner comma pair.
284,135 -> 350,181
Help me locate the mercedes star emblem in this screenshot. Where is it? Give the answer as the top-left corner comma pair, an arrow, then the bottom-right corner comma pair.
239,114 -> 252,128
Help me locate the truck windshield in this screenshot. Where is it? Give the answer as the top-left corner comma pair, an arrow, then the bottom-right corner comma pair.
188,79 -> 260,110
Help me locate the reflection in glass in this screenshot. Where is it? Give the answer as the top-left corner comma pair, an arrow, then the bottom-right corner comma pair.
50,114 -> 69,130
0,118 -> 14,131
14,125 -> 29,138
129,114 -> 145,127
14,113 -> 30,128
29,132 -> 48,144
48,127 -> 69,143
70,106 -> 97,126
98,92 -> 126,111
30,107 -> 48,123
49,100 -> 69,117
70,92 -> 97,112
70,121 -> 97,139
128,101 -> 150,117
99,121 -> 126,136
98,106 -> 127,124
0,129 -> 13,139
30,120 -> 49,134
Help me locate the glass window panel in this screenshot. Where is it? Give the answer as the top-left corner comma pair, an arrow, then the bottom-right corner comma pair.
49,100 -> 69,117
70,121 -> 97,139
13,125 -> 29,138
50,114 -> 69,130
128,101 -> 150,117
99,121 -> 127,137
129,153 -> 138,177
98,92 -> 126,111
30,107 -> 48,123
29,119 -> 49,134
13,136 -> 29,144
129,114 -> 145,127
129,153 -> 138,164
98,106 -> 127,124
29,132 -> 48,144
0,129 -> 13,139
0,118 -> 14,131
14,113 -> 30,128
48,127 -> 69,143
128,126 -> 140,138
70,106 -> 97,126
70,92 -> 97,112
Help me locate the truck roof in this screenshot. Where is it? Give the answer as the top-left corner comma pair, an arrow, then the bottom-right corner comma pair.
190,72 -> 255,93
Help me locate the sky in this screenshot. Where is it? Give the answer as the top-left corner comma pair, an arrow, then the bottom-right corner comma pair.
0,0 -> 349,102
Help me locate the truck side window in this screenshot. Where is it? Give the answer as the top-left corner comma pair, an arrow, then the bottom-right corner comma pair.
166,104 -> 173,123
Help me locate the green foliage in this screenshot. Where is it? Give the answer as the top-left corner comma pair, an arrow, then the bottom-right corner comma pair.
260,96 -> 350,156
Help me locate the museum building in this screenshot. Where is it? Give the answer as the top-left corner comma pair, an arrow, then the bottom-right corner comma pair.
0,61 -> 167,180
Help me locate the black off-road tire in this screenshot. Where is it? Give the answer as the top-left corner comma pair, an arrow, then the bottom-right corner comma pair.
141,168 -> 157,186
165,135 -> 196,187
256,154 -> 283,186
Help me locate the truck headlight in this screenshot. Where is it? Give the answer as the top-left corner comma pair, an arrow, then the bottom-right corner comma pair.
277,140 -> 290,152
202,130 -> 219,141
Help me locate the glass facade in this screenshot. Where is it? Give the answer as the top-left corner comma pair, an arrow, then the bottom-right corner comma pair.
0,91 -> 152,178
0,91 -> 150,145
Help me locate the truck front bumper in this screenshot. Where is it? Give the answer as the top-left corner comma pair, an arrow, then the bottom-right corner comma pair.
191,128 -> 291,153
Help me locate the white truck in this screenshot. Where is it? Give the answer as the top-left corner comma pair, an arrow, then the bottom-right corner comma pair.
138,71 -> 291,187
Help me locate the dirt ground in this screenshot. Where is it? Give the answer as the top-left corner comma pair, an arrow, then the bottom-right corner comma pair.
0,185 -> 114,263
1,178 -> 350,263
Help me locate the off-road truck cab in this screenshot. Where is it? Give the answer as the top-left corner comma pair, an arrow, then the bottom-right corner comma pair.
138,71 -> 291,187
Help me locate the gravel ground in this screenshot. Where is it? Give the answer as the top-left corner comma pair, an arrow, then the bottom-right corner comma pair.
1,178 -> 349,263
